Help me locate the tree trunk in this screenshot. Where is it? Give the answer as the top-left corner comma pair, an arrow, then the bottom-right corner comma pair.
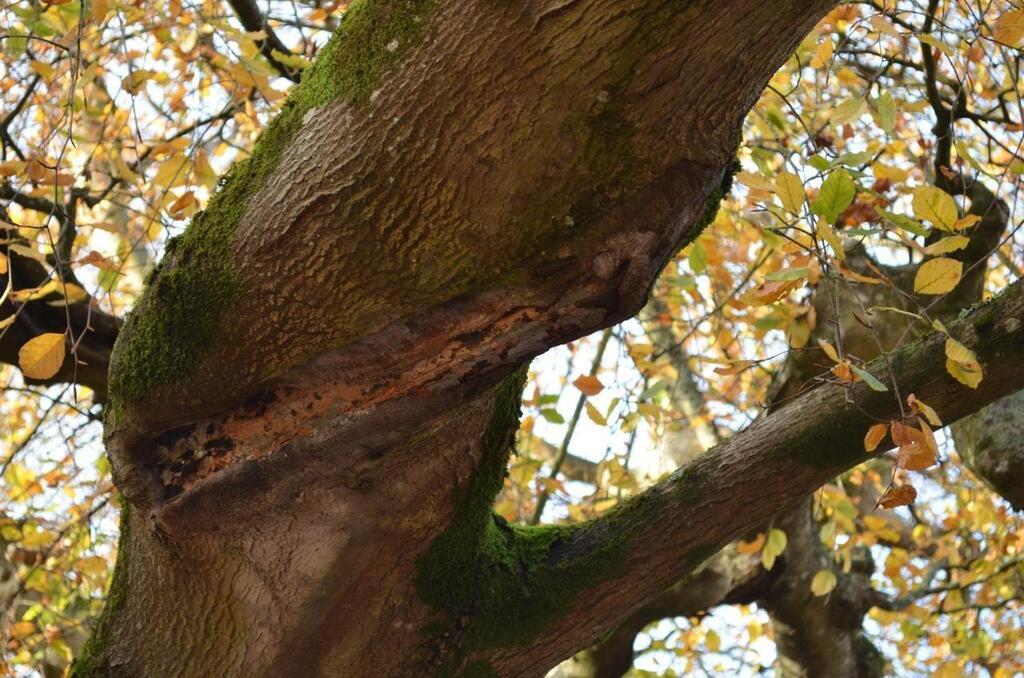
64,0 -> 1024,676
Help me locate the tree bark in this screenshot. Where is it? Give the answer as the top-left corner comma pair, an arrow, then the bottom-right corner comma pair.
59,0 -> 1024,676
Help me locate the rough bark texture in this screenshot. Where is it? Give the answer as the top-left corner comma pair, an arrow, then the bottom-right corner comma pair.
57,0 -> 1024,676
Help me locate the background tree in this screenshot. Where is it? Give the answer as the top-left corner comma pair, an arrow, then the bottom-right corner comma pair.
0,0 -> 1022,676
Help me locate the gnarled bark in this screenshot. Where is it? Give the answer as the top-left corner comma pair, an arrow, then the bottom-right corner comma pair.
64,0 -> 1024,676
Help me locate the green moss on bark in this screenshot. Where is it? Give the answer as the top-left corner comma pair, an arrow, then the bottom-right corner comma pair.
69,502 -> 132,678
416,369 -> 669,672
109,0 -> 436,412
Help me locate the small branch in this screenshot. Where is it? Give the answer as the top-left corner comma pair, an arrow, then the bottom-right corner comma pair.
226,0 -> 302,83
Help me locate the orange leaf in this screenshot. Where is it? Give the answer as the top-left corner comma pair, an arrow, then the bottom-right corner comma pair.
572,375 -> 604,397
879,484 -> 917,509
864,423 -> 888,453
737,533 -> 766,554
831,360 -> 856,383
892,421 -> 937,471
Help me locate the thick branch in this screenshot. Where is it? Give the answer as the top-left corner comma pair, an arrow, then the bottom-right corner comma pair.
1,225 -> 119,398
479,278 -> 1024,674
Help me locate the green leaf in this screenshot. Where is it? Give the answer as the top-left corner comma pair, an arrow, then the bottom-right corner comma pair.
811,569 -> 838,596
850,365 -> 888,391
872,91 -> 897,132
539,409 -> 565,424
812,169 -> 856,224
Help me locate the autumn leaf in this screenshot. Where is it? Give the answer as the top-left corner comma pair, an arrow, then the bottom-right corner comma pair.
584,401 -> 606,426
953,214 -> 982,231
871,91 -> 897,133
168,191 -> 198,219
831,97 -> 865,124
945,337 -> 983,388
775,171 -> 805,214
892,421 -> 938,471
811,569 -> 838,596
913,185 -> 958,231
864,423 -> 888,453
18,333 -> 66,380
908,394 -> 942,427
78,251 -> 119,271
818,338 -> 841,363
749,279 -> 800,305
573,375 -> 604,396
713,360 -> 753,376
914,257 -> 962,295
761,528 -> 788,570
737,533 -> 765,554
0,252 -> 7,275
831,360 -> 855,382
995,9 -> 1024,46
924,236 -> 969,256
879,483 -> 917,509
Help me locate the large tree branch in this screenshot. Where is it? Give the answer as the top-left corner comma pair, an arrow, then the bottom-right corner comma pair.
476,278 -> 1024,674
0,224 -> 120,398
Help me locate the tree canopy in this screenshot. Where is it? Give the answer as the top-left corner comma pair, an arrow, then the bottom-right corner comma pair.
1,0 -> 1023,676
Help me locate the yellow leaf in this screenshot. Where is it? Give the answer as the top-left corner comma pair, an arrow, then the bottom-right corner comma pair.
908,393 -> 942,427
573,375 -> 604,397
816,221 -> 845,260
913,185 -> 958,231
953,214 -> 982,231
152,154 -> 190,189
818,339 -> 841,363
705,629 -> 721,652
18,333 -> 65,379
864,423 -> 888,453
831,97 -> 865,125
810,569 -> 838,596
924,236 -> 969,255
584,401 -> 606,426
121,69 -> 156,94
913,257 -> 962,295
995,9 -> 1024,46
775,171 -> 805,214
713,360 -> 753,376
869,15 -> 900,36
91,0 -> 110,22
767,528 -> 787,553
810,38 -> 834,68
9,621 -> 36,639
0,251 -> 7,274
168,191 -> 198,219
945,338 -> 982,388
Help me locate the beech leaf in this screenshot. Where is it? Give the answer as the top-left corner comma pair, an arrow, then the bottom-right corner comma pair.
18,333 -> 66,380
914,257 -> 962,295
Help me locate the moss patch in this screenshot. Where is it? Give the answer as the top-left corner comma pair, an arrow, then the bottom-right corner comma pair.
69,502 -> 132,678
108,0 -> 436,411
416,369 -> 671,672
